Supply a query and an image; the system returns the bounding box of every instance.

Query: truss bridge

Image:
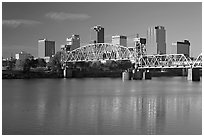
[61,43,202,69]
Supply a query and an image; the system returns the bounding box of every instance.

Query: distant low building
[43,57,51,63]
[61,44,71,51]
[15,51,33,60]
[171,40,190,57]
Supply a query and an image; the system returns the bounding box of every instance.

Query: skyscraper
[146,26,166,55]
[92,25,104,43]
[38,39,55,58]
[112,35,127,47]
[66,35,80,51]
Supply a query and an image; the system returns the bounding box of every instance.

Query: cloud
[45,12,91,21]
[2,19,41,28]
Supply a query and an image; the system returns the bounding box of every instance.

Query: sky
[2,2,202,58]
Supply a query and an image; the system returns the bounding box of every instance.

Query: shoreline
[3,69,201,79]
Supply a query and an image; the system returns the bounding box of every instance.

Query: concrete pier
[63,68,72,78]
[187,68,200,81]
[133,70,143,80]
[144,70,152,80]
[122,71,130,80]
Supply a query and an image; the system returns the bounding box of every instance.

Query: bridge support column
[128,71,133,80]
[122,71,130,80]
[187,68,200,81]
[144,70,152,80]
[133,69,143,80]
[63,67,72,78]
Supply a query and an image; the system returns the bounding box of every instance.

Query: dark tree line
[15,57,47,72]
[67,60,133,71]
[10,50,133,73]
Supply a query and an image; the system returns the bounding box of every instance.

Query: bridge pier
[122,69,133,80]
[133,69,143,80]
[187,68,200,81]
[122,71,130,80]
[144,70,152,80]
[63,67,72,78]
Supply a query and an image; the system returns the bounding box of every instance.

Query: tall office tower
[112,35,127,47]
[66,35,80,51]
[171,40,190,57]
[38,39,55,58]
[134,35,146,57]
[93,25,104,43]
[146,26,166,55]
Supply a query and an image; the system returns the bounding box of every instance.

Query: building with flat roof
[66,35,80,51]
[171,40,190,57]
[112,35,127,47]
[38,39,55,58]
[15,51,33,60]
[147,26,166,55]
[61,44,71,51]
[92,25,104,43]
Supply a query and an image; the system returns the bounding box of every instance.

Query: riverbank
[2,70,62,79]
[3,69,201,79]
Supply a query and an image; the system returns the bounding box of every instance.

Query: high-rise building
[66,35,80,51]
[92,25,104,43]
[112,35,127,47]
[147,26,166,55]
[134,36,146,57]
[38,39,55,58]
[171,40,190,57]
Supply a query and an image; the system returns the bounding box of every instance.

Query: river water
[2,77,202,135]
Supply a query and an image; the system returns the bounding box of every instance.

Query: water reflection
[2,78,202,135]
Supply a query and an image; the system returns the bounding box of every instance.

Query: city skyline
[2,2,202,58]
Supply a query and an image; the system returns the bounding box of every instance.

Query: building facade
[38,39,55,58]
[134,37,146,57]
[15,51,33,60]
[171,40,190,57]
[93,25,104,43]
[112,35,127,47]
[61,44,71,52]
[146,26,166,55]
[66,35,80,51]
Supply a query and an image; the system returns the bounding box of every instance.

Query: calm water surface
[2,77,202,135]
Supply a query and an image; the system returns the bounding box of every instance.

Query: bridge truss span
[61,43,202,69]
[192,53,202,68]
[61,43,133,62]
[137,54,201,69]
